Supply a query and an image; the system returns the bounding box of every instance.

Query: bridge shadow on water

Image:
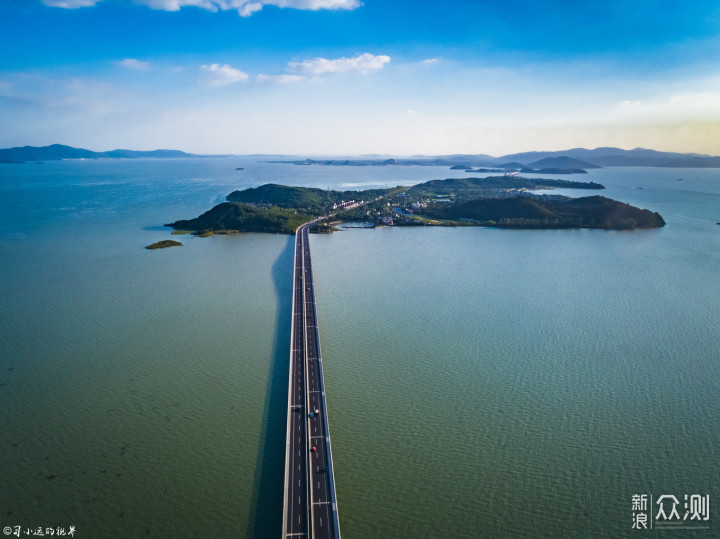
[245,234,295,538]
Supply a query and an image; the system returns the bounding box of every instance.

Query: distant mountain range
[432,148,718,168]
[493,147,718,168]
[1,144,718,168]
[0,144,202,163]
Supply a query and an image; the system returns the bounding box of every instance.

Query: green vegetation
[421,195,666,230]
[226,183,388,215]
[310,222,339,233]
[167,201,313,234]
[168,176,663,235]
[405,176,603,197]
[520,167,587,174]
[146,240,183,249]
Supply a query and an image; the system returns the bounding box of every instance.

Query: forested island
[166,175,664,235]
[146,240,183,249]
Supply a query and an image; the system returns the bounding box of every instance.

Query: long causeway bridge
[283,222,341,538]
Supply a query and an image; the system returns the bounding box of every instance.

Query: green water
[1,231,294,537]
[1,160,718,537]
[312,225,719,537]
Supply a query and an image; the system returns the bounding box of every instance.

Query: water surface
[1,160,718,537]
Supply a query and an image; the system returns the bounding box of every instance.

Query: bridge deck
[283,223,340,539]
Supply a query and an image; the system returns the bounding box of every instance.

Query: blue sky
[1,0,719,155]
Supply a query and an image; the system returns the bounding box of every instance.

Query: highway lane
[284,223,340,539]
[301,226,339,539]
[283,227,309,537]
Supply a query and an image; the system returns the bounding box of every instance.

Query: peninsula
[167,175,665,234]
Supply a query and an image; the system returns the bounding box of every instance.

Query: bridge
[283,222,341,538]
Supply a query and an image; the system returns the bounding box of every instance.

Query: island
[146,240,183,249]
[419,195,664,229]
[166,175,664,235]
[168,201,312,234]
[519,167,587,174]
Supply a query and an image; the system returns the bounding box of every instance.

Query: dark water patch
[245,234,294,538]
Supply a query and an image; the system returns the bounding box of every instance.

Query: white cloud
[421,58,438,64]
[133,0,361,16]
[138,0,215,10]
[41,0,101,7]
[670,93,707,103]
[289,53,390,75]
[613,92,720,123]
[256,74,305,83]
[265,0,361,9]
[239,2,263,16]
[117,59,151,71]
[201,63,249,86]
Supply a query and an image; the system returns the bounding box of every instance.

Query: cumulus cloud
[134,0,361,16]
[256,74,305,83]
[289,53,390,75]
[239,2,263,16]
[117,59,151,70]
[201,64,249,86]
[42,0,101,7]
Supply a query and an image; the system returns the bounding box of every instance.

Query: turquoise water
[1,160,718,537]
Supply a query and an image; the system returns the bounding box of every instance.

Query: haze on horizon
[1,0,719,156]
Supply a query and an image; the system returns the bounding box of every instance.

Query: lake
[1,159,718,537]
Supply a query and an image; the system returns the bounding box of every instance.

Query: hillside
[520,168,587,174]
[528,156,601,169]
[406,176,604,196]
[226,183,388,215]
[423,195,666,230]
[167,202,312,234]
